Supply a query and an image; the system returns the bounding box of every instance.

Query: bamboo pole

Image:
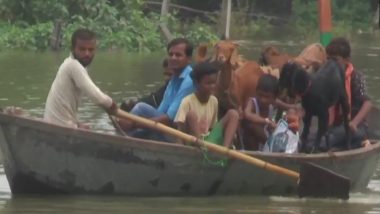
[115,109,299,179]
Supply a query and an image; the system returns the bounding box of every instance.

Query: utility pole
[318,0,332,47]
[225,0,231,39]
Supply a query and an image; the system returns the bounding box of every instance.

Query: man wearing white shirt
[44,29,117,128]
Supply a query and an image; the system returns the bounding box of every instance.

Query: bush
[0,22,52,50]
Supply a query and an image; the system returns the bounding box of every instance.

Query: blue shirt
[157,65,195,120]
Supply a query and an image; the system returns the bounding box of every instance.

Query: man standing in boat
[117,38,195,141]
[44,28,118,128]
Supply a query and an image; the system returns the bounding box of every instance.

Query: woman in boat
[174,61,239,148]
[326,37,372,150]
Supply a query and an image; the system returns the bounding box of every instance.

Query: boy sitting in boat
[174,62,239,148]
[242,74,278,150]
[242,74,299,151]
[325,37,372,150]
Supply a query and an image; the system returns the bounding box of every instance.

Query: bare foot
[3,106,27,116]
[361,139,371,148]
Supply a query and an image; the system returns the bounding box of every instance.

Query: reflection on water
[0,176,380,213]
[0,40,379,213]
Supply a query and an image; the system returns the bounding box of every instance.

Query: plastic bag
[263,119,299,153]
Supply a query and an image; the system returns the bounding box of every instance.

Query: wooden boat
[0,107,379,197]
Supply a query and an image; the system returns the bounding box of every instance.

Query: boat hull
[0,112,379,196]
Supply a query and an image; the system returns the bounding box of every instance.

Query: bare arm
[275,99,298,111]
[351,100,372,126]
[349,71,372,131]
[244,100,268,125]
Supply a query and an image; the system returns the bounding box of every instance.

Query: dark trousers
[328,123,368,149]
[127,102,174,142]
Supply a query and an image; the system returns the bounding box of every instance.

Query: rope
[197,137,228,167]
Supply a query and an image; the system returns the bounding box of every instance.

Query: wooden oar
[108,114,127,136]
[115,109,350,199]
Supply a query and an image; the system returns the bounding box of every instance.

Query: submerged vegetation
[0,0,375,51]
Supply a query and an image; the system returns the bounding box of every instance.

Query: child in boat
[286,108,300,134]
[242,74,279,151]
[174,62,239,148]
[325,37,372,150]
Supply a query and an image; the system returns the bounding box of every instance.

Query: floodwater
[0,38,379,213]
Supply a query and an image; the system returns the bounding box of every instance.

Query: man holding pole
[44,28,119,128]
